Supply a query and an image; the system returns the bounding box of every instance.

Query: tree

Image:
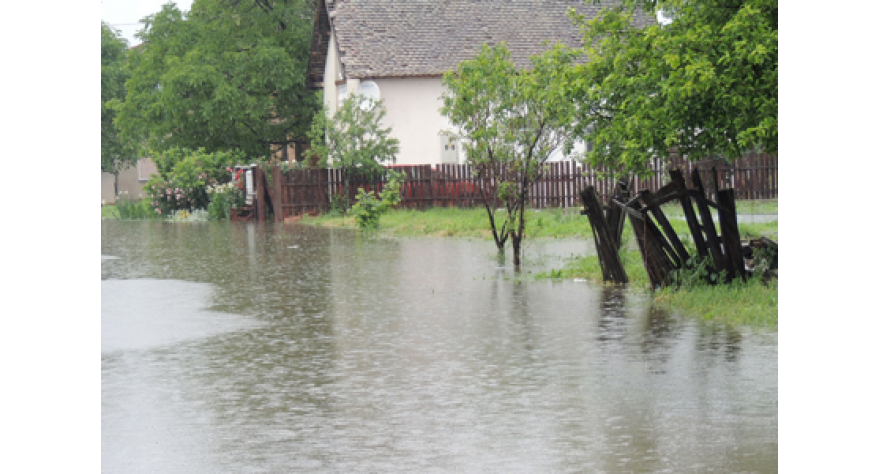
[567,0,778,176]
[116,0,320,159]
[305,94,400,210]
[102,22,139,196]
[442,43,580,266]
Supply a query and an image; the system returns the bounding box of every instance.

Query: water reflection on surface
[102,220,777,473]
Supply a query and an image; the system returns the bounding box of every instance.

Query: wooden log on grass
[580,186,628,283]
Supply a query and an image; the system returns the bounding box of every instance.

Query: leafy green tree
[442,43,579,266]
[306,94,401,210]
[116,0,320,158]
[567,0,778,176]
[101,22,139,196]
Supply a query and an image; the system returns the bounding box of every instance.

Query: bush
[206,181,246,220]
[351,170,405,231]
[115,191,159,219]
[145,147,245,216]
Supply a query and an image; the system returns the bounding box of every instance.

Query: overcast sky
[102,0,194,46]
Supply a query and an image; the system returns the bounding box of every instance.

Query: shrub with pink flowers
[144,148,245,215]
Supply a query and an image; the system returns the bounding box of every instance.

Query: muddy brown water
[102,220,777,473]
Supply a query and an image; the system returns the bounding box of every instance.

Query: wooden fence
[261,153,777,221]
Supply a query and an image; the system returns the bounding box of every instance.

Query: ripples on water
[102,220,777,473]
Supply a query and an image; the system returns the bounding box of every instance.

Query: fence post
[272,165,283,222]
[254,166,266,223]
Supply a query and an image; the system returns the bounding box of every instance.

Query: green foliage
[306,95,401,209]
[441,43,580,264]
[101,204,120,219]
[116,0,320,158]
[351,189,383,231]
[351,170,406,231]
[379,169,405,209]
[206,181,246,220]
[327,193,347,218]
[566,0,778,176]
[669,254,722,288]
[144,147,244,215]
[115,192,159,219]
[102,22,139,175]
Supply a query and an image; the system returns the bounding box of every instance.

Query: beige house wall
[373,76,456,166]
[323,33,344,117]
[101,158,158,204]
[323,33,461,166]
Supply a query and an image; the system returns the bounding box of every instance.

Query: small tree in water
[441,43,579,266]
[306,94,400,211]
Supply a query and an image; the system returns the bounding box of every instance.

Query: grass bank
[537,247,778,328]
[101,204,119,219]
[303,200,777,240]
[102,196,161,220]
[302,206,595,239]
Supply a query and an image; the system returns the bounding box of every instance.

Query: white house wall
[323,33,343,117]
[373,77,451,166]
[331,74,578,167]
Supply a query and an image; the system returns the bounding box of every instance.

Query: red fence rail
[270,153,777,219]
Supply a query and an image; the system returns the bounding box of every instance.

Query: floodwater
[102,220,777,473]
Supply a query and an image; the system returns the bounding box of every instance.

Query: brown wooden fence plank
[275,155,776,216]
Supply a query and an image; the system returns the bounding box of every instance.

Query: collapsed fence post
[639,188,690,268]
[690,169,725,278]
[670,170,709,262]
[580,186,628,284]
[717,189,748,282]
[619,200,676,288]
[604,179,629,251]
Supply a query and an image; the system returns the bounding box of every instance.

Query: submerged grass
[302,204,779,328]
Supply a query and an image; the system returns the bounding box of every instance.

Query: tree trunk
[511,233,522,267]
[114,171,119,201]
[511,191,528,267]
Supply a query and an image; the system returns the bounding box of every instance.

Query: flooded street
[102,220,777,473]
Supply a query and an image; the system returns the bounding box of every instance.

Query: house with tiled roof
[307,0,649,166]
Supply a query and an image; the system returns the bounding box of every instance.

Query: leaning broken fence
[580,168,777,289]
